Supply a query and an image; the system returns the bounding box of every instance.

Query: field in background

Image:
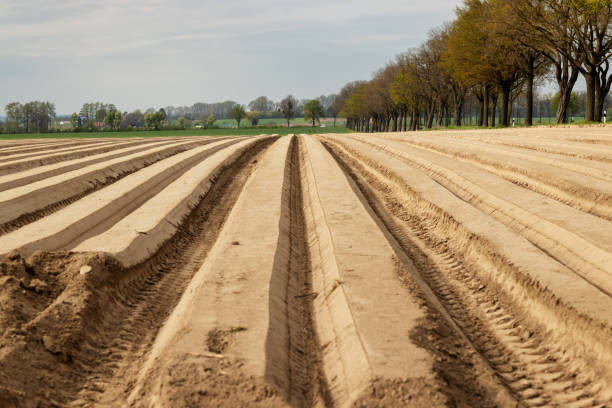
[0,125,353,140]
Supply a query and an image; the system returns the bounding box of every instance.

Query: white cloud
[1,0,461,113]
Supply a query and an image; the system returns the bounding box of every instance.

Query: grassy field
[0,126,353,140]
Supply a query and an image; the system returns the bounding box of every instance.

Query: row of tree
[227,96,328,128]
[337,0,611,132]
[162,95,338,121]
[1,94,340,133]
[3,101,56,133]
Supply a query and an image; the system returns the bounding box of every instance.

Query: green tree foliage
[229,105,246,128]
[4,101,55,133]
[335,0,611,131]
[304,100,324,126]
[144,111,166,130]
[248,110,261,126]
[206,114,216,128]
[551,92,579,117]
[70,112,78,129]
[104,110,122,130]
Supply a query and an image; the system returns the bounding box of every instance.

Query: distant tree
[19,101,55,133]
[551,92,579,119]
[96,108,107,122]
[104,110,122,130]
[304,100,324,126]
[316,94,337,117]
[70,112,78,129]
[280,95,298,127]
[248,110,261,126]
[177,116,186,129]
[144,111,166,130]
[4,102,23,133]
[206,114,216,128]
[248,96,275,112]
[229,104,246,128]
[121,110,145,128]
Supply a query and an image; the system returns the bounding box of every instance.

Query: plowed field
[1,128,611,407]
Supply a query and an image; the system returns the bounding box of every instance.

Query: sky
[1,0,463,114]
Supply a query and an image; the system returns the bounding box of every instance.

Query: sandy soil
[1,127,612,407]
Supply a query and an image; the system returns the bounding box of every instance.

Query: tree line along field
[0,127,612,407]
[334,1,611,133]
[0,125,353,140]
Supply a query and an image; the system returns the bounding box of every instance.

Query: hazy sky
[1,0,462,114]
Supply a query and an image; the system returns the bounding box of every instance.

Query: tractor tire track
[322,137,612,407]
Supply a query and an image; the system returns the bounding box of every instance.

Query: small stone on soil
[80,265,93,275]
[42,335,61,354]
[27,278,48,293]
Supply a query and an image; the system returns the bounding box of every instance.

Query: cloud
[1,0,459,57]
[1,0,461,113]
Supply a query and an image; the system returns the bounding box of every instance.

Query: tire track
[347,135,612,297]
[381,136,612,222]
[268,136,331,407]
[0,137,276,407]
[322,138,612,407]
[70,137,276,406]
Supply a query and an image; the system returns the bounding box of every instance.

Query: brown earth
[0,127,611,407]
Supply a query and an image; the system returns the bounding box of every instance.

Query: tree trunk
[490,90,497,128]
[595,62,612,123]
[553,55,579,124]
[454,101,463,127]
[410,110,418,131]
[584,70,596,122]
[525,64,534,126]
[426,101,435,129]
[482,87,489,127]
[436,101,445,127]
[501,85,510,127]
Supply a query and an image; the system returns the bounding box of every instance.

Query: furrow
[0,139,151,174]
[0,137,203,190]
[0,138,224,234]
[123,136,293,407]
[73,137,262,267]
[0,140,97,157]
[299,134,454,407]
[0,137,276,407]
[349,134,612,297]
[383,135,612,221]
[0,140,125,163]
[274,135,329,407]
[0,138,246,257]
[321,136,612,405]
